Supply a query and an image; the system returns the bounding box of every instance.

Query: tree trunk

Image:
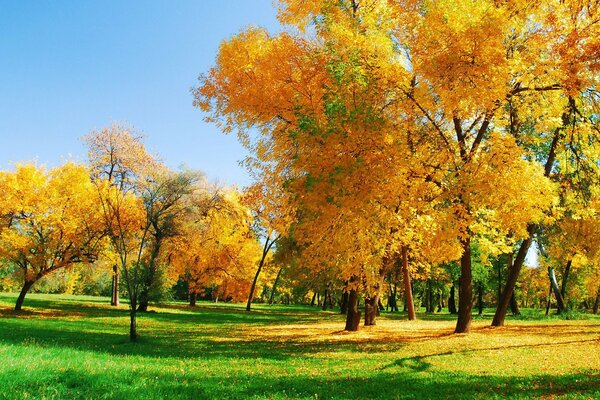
[548,267,566,313]
[560,259,572,300]
[246,235,276,312]
[111,265,119,306]
[269,267,283,305]
[593,287,600,314]
[129,308,137,341]
[510,291,520,316]
[364,295,379,326]
[15,280,35,311]
[477,282,484,315]
[545,283,553,316]
[492,235,532,326]
[497,259,502,306]
[310,291,317,307]
[402,246,416,320]
[322,288,329,311]
[455,236,473,333]
[426,280,435,313]
[340,290,349,314]
[344,289,361,331]
[189,292,197,307]
[448,284,457,314]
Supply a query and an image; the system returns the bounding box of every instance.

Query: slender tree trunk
[545,283,553,316]
[593,287,600,314]
[344,289,361,331]
[378,298,385,312]
[15,280,35,311]
[189,292,197,307]
[246,235,276,312]
[497,260,502,305]
[322,288,329,311]
[426,280,435,313]
[510,291,520,316]
[448,284,457,314]
[455,236,473,333]
[548,267,566,313]
[129,310,137,341]
[402,246,416,320]
[269,267,283,305]
[310,291,317,307]
[477,282,484,315]
[111,265,119,306]
[560,259,572,300]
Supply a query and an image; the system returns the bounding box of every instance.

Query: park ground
[0,293,598,399]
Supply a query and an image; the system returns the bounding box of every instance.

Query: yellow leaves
[0,163,105,277]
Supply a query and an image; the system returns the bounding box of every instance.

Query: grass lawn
[0,293,598,399]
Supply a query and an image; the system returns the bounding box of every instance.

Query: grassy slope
[0,293,598,400]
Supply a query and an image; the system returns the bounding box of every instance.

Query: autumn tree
[0,163,105,310]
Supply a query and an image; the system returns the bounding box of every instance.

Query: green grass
[0,293,599,399]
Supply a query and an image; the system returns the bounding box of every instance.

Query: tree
[0,163,105,310]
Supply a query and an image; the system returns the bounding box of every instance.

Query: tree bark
[455,236,473,333]
[189,292,197,307]
[548,267,566,313]
[129,308,137,341]
[477,282,484,315]
[15,280,35,311]
[448,284,457,314]
[111,265,119,306]
[269,267,283,305]
[322,288,329,311]
[593,287,600,314]
[344,289,361,331]
[364,295,379,326]
[545,283,553,316]
[560,259,572,300]
[246,235,276,312]
[510,291,520,316]
[340,290,349,314]
[401,246,416,320]
[310,291,317,307]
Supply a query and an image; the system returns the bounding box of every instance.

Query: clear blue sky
[0,0,281,187]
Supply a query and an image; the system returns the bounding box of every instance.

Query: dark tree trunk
[246,235,276,312]
[548,267,566,313]
[340,290,349,314]
[510,291,520,316]
[111,265,119,306]
[364,295,379,326]
[402,246,416,320]
[426,280,435,313]
[189,292,197,307]
[545,283,553,316]
[455,236,473,333]
[497,259,502,305]
[15,280,35,311]
[269,267,283,305]
[129,308,137,341]
[137,292,149,312]
[477,282,484,315]
[560,259,572,300]
[344,289,361,331]
[322,288,329,311]
[388,283,398,312]
[593,287,600,314]
[449,284,457,314]
[310,291,317,307]
[378,298,385,311]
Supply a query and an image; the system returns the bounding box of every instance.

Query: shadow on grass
[1,365,599,400]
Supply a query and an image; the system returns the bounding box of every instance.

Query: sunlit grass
[0,293,598,399]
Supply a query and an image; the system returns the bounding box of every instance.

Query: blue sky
[0,0,281,187]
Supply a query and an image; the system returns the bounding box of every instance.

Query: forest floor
[0,293,598,399]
